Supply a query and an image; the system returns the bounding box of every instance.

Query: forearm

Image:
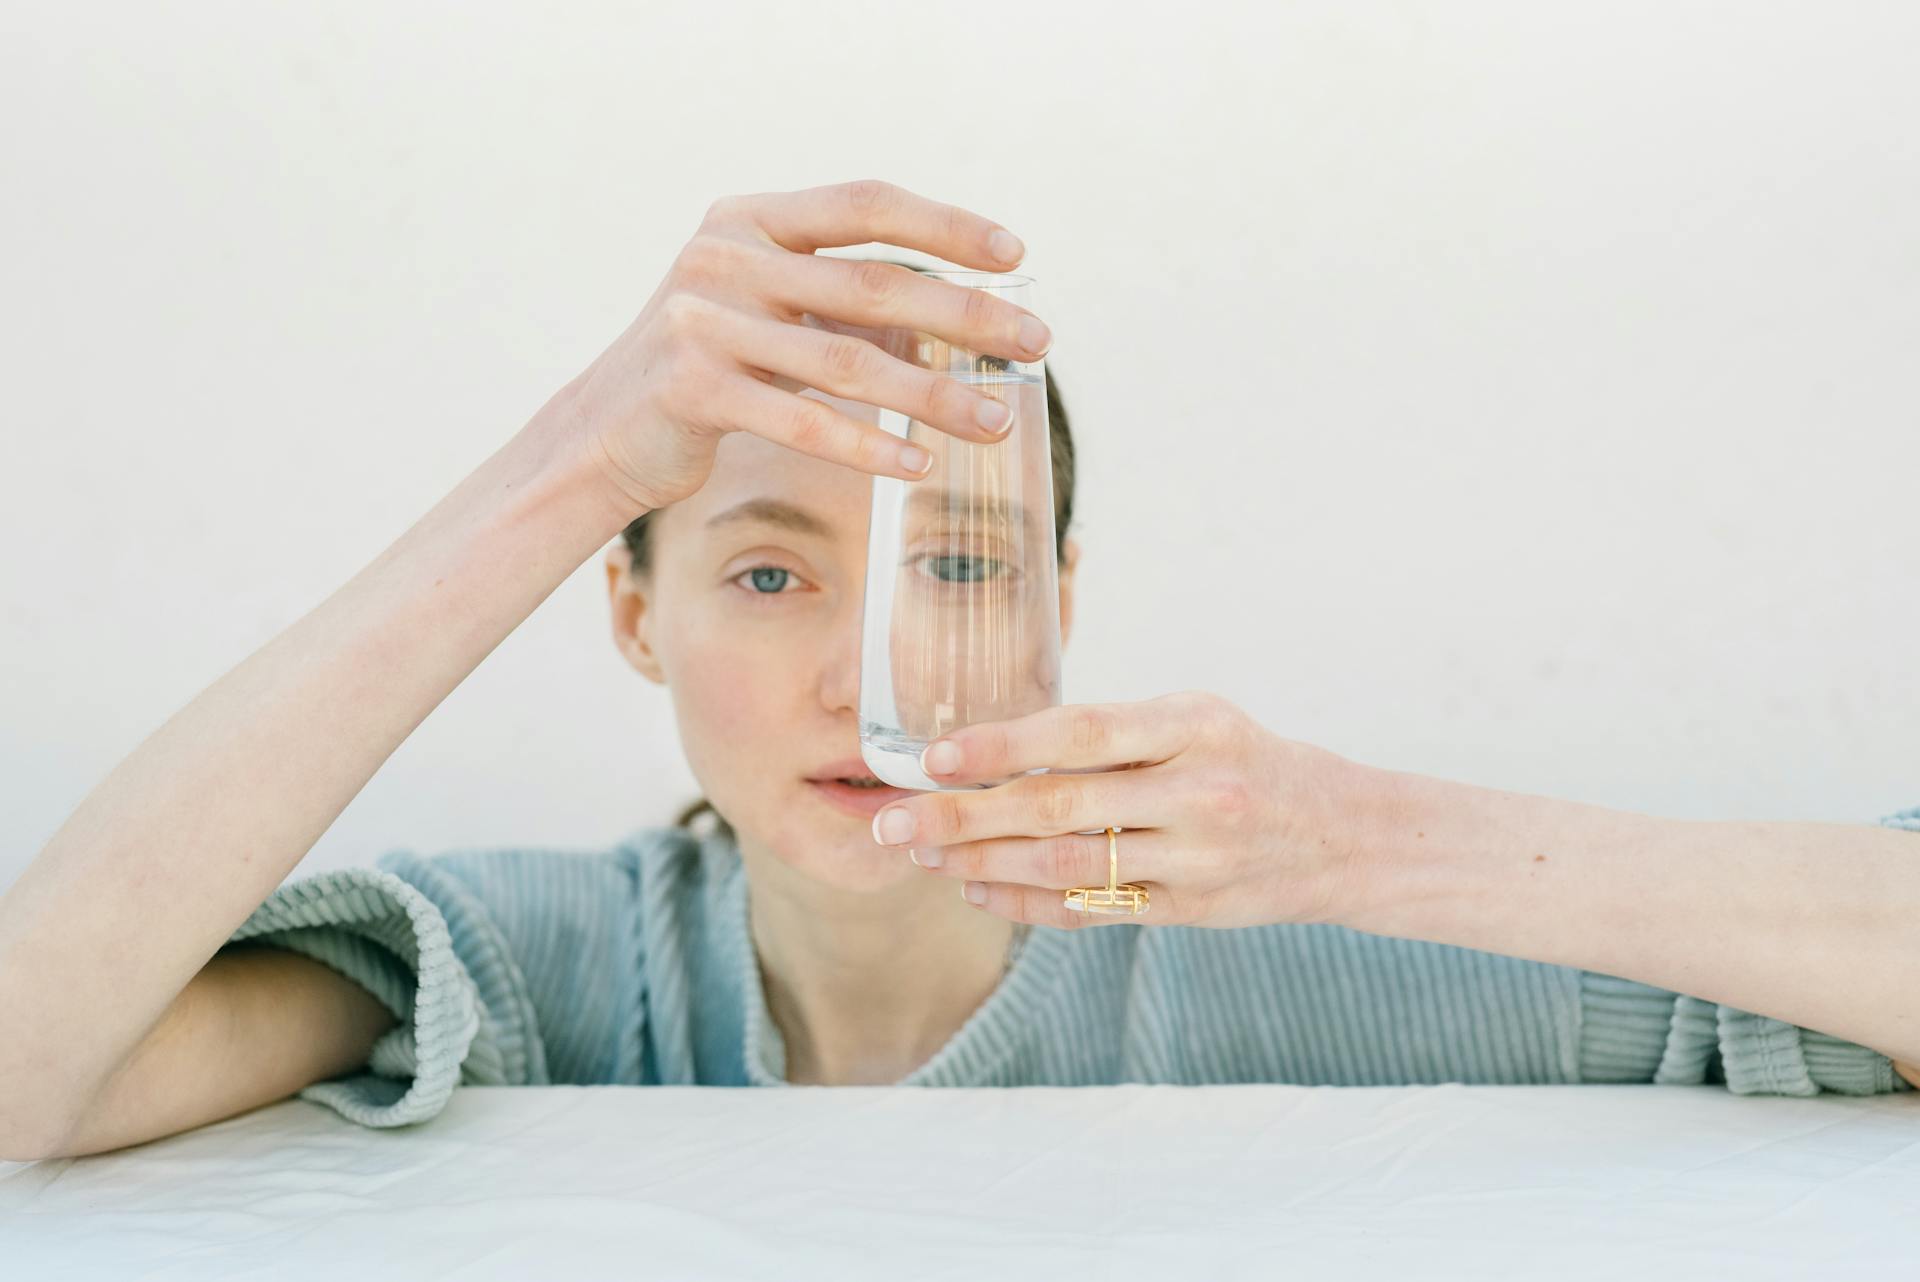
[0,393,635,1147]
[1340,766,1920,1069]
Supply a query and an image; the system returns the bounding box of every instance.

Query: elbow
[0,1084,82,1163]
[1,1138,62,1164]
[0,1123,75,1164]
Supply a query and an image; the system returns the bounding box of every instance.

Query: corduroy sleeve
[218,852,548,1129]
[1576,803,1920,1096]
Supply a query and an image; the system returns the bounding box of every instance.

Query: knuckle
[848,258,906,307]
[844,178,897,216]
[820,334,876,383]
[923,371,959,425]
[701,194,747,227]
[977,720,1013,767]
[657,292,711,345]
[1174,688,1217,718]
[1030,782,1077,831]
[1213,701,1255,750]
[960,283,999,334]
[1070,705,1115,757]
[786,399,837,454]
[938,841,978,877]
[853,425,897,472]
[1174,689,1234,741]
[1200,772,1255,830]
[1043,835,1085,886]
[672,235,717,281]
[930,792,966,841]
[673,234,742,288]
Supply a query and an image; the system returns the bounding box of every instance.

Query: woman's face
[602,389,1080,892]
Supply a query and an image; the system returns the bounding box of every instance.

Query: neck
[742,838,1020,1085]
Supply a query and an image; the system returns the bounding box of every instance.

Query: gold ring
[1063,826,1150,915]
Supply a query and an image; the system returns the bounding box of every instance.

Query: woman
[3,179,1914,1160]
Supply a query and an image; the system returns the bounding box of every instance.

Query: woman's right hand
[558,178,1053,517]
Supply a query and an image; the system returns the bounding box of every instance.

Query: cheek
[678,651,766,741]
[663,620,797,775]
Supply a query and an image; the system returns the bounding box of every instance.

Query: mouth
[804,758,915,818]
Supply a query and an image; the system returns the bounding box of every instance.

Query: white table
[4,1084,1918,1279]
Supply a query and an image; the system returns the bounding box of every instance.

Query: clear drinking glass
[857,270,1062,792]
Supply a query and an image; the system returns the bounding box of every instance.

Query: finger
[874,767,1171,849]
[763,253,1051,368]
[919,694,1208,784]
[732,179,1026,272]
[705,301,1016,447]
[700,372,935,479]
[910,826,1169,890]
[958,877,1182,928]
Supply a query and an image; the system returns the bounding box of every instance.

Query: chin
[786,848,920,896]
[752,800,921,887]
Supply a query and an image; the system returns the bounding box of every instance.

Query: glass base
[859,726,1041,792]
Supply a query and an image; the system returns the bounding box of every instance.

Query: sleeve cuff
[222,866,489,1129]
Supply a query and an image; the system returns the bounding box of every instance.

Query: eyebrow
[703,492,1042,542]
[906,491,1037,536]
[703,497,837,539]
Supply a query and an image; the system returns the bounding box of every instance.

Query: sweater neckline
[714,832,1067,1088]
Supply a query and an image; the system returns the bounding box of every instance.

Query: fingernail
[909,847,943,868]
[990,230,1024,263]
[962,881,987,905]
[897,443,932,476]
[974,398,1012,434]
[1017,315,1051,356]
[921,740,963,776]
[873,807,916,845]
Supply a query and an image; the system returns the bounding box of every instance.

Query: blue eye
[733,565,803,597]
[915,554,1010,584]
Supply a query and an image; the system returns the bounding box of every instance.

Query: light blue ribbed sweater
[220,805,1920,1128]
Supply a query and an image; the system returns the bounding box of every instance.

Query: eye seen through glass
[858,277,1063,792]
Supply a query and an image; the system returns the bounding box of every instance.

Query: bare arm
[51,945,401,1159]
[0,180,1041,1160]
[1346,771,1920,1086]
[0,399,633,1159]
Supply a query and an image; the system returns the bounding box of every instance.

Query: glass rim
[918,268,1034,288]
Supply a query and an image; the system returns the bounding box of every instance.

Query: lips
[804,754,915,819]
[805,755,885,784]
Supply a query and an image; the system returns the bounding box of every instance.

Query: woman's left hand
[867,690,1379,930]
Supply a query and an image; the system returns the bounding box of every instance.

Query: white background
[3,1,1916,889]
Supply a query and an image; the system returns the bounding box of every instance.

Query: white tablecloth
[4,1083,1918,1279]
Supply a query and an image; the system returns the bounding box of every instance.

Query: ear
[605,541,667,685]
[1057,535,1081,651]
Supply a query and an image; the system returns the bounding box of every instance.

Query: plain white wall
[4,1,1916,890]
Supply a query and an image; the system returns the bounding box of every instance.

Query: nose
[819,603,862,715]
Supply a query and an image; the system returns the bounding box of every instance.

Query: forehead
[657,388,1043,551]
